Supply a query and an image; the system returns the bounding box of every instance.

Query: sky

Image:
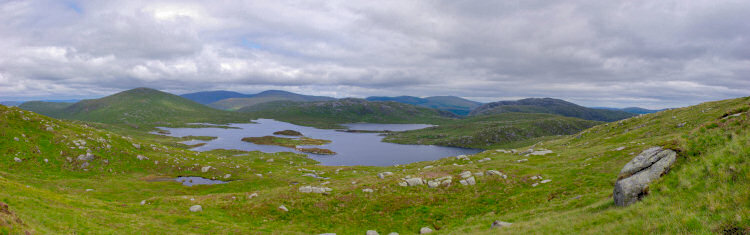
[0,0,748,109]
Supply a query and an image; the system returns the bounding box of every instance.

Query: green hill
[470,98,635,122]
[209,90,336,110]
[21,88,250,127]
[1,96,749,234]
[180,90,250,104]
[18,101,73,117]
[366,95,482,116]
[383,113,601,149]
[238,98,458,128]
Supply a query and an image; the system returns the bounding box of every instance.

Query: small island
[273,130,303,136]
[241,135,336,155]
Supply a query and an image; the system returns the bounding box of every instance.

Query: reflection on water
[155,119,481,166]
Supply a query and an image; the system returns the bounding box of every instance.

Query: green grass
[384,113,601,149]
[241,136,331,148]
[1,96,749,234]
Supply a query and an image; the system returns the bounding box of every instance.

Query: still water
[156,119,480,166]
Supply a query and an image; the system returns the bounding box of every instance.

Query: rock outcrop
[613,147,677,206]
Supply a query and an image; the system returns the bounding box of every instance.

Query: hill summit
[470,98,634,122]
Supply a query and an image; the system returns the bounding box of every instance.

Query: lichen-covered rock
[614,147,677,206]
[377,172,394,179]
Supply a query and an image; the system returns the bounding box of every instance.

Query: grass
[1,96,749,234]
[383,113,601,149]
[241,136,331,148]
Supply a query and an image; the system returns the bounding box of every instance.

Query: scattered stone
[377,172,394,179]
[189,205,202,212]
[248,193,258,199]
[201,166,211,173]
[473,172,484,177]
[427,181,439,188]
[540,179,552,184]
[530,150,553,156]
[614,147,677,206]
[132,144,140,149]
[44,158,48,163]
[46,126,54,131]
[141,200,146,205]
[80,162,89,168]
[78,153,95,161]
[459,171,472,179]
[66,157,73,162]
[456,155,469,160]
[366,230,379,235]
[495,149,511,153]
[136,155,146,160]
[677,122,686,128]
[279,205,289,212]
[299,186,332,194]
[13,157,22,162]
[460,176,476,186]
[532,183,539,187]
[224,174,231,179]
[614,146,626,151]
[85,189,93,192]
[388,233,399,235]
[362,188,374,193]
[398,182,408,187]
[477,157,491,163]
[422,165,433,170]
[404,178,424,186]
[13,137,19,141]
[516,159,528,163]
[266,158,274,162]
[419,227,433,234]
[491,220,512,229]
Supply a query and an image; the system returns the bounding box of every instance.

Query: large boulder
[613,147,677,206]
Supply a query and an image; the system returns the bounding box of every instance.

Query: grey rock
[13,157,22,162]
[459,171,472,179]
[377,172,394,179]
[279,205,289,212]
[387,233,399,235]
[80,162,90,168]
[491,220,512,229]
[366,230,379,235]
[201,166,211,172]
[614,147,677,206]
[530,150,553,156]
[136,155,147,160]
[362,188,374,193]
[419,227,433,234]
[78,153,95,161]
[189,205,202,212]
[405,178,424,186]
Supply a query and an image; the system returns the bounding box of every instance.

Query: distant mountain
[18,101,74,116]
[470,98,634,122]
[592,107,666,115]
[22,88,248,126]
[0,101,23,107]
[366,95,482,116]
[238,98,457,128]
[209,90,336,110]
[180,90,250,104]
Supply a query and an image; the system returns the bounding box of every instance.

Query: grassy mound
[241,136,331,148]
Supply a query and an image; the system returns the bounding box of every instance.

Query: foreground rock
[419,227,433,234]
[491,220,512,229]
[613,147,677,206]
[189,205,202,212]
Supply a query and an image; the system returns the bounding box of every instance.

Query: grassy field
[384,113,601,149]
[1,96,749,234]
[241,136,332,148]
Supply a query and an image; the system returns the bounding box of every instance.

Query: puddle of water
[148,176,228,186]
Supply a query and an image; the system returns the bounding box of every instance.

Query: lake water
[155,119,481,166]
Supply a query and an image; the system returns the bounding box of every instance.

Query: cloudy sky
[1,0,748,108]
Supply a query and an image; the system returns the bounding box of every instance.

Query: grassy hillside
[180,90,249,104]
[23,88,251,128]
[471,98,634,122]
[238,98,458,128]
[18,101,73,117]
[1,96,749,234]
[366,95,482,116]
[383,113,601,149]
[209,90,335,111]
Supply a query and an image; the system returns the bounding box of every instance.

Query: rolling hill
[383,113,602,149]
[1,95,748,233]
[366,95,482,116]
[470,98,635,122]
[179,90,250,105]
[238,98,458,128]
[20,88,250,127]
[208,90,336,110]
[593,107,667,114]
[18,101,74,117]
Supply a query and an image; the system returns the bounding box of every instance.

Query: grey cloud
[0,0,748,109]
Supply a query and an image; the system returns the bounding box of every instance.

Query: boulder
[189,205,202,212]
[405,178,424,186]
[201,166,211,173]
[13,157,22,162]
[279,205,289,212]
[613,147,677,206]
[491,220,512,229]
[419,227,433,234]
[530,150,553,156]
[427,180,439,188]
[459,171,472,179]
[377,172,394,179]
[366,230,379,235]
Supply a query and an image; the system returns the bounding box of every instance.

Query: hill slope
[383,113,601,149]
[209,90,336,110]
[25,88,250,126]
[238,98,457,128]
[593,106,666,114]
[180,90,250,104]
[471,98,635,122]
[1,95,749,233]
[18,101,74,117]
[366,95,482,116]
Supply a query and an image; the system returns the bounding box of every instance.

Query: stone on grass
[44,159,48,163]
[459,171,472,179]
[189,205,202,212]
[224,174,231,179]
[540,179,551,184]
[491,220,512,229]
[460,176,476,186]
[140,200,146,205]
[614,147,677,206]
[80,162,89,168]
[530,150,553,156]
[137,155,146,160]
[279,205,289,212]
[377,172,394,179]
[405,178,424,186]
[388,233,399,235]
[427,181,439,188]
[398,181,408,187]
[201,166,211,173]
[366,230,379,235]
[248,193,258,199]
[420,227,433,234]
[362,188,374,193]
[13,157,22,162]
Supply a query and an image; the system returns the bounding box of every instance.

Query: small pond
[155,119,481,166]
[148,176,228,186]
